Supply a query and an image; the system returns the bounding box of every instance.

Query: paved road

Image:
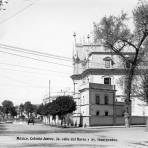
[0,122,148,148]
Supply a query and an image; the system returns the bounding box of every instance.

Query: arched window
[104,95,109,105]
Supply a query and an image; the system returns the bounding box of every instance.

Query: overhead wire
[0,44,117,69]
[0,67,71,77]
[0,0,73,96]
[0,0,36,24]
[0,45,119,71]
[0,0,73,69]
[0,43,72,61]
[0,50,72,68]
[0,62,71,75]
[0,72,49,88]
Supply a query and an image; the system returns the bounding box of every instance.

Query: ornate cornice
[71,68,146,80]
[88,52,135,57]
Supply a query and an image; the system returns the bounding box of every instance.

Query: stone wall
[89,116,147,126]
[131,116,146,125]
[90,116,113,126]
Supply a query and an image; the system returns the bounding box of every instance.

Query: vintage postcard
[0,0,148,147]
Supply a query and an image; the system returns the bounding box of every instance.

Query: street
[0,122,148,148]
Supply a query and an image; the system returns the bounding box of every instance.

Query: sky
[0,0,139,105]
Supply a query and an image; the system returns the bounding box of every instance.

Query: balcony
[79,82,115,91]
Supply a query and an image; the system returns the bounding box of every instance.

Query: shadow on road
[2,143,111,148]
[0,128,108,135]
[0,124,7,132]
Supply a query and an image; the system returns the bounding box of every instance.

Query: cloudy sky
[0,0,138,105]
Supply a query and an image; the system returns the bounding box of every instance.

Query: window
[125,57,132,69]
[104,77,111,85]
[103,57,111,68]
[104,95,109,105]
[96,95,100,104]
[105,60,110,68]
[125,61,131,69]
[105,111,109,116]
[96,111,100,116]
[82,96,85,105]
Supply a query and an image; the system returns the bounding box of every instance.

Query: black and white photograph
[0,0,148,147]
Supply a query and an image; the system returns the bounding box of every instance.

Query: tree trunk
[145,105,148,131]
[146,117,148,132]
[124,63,136,128]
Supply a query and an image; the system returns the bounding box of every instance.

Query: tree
[94,1,148,127]
[0,105,4,120]
[46,101,60,119]
[134,73,148,104]
[32,104,38,117]
[19,103,24,117]
[133,71,148,130]
[10,107,17,118]
[37,103,45,116]
[24,101,34,118]
[52,96,76,125]
[55,96,76,116]
[2,100,14,118]
[36,103,47,120]
[0,106,3,113]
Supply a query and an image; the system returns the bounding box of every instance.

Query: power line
[0,50,72,68]
[0,67,71,77]
[0,1,36,24]
[0,44,117,68]
[0,62,71,75]
[0,72,49,89]
[0,43,72,61]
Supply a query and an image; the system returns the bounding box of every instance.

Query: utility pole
[49,80,50,99]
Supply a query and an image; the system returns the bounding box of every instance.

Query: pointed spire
[72,32,77,62]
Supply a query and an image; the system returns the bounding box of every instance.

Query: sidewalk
[86,124,146,129]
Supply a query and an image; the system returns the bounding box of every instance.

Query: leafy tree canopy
[93,0,148,104]
[42,96,76,118]
[37,103,46,116]
[2,100,14,114]
[24,101,34,114]
[10,107,17,117]
[19,104,24,112]
[53,96,76,117]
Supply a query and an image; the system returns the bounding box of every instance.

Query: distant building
[43,96,57,105]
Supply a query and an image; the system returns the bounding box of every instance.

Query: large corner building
[71,39,148,126]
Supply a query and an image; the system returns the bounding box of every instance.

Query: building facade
[71,41,148,126]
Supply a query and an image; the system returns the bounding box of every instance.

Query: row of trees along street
[0,100,38,121]
[0,96,76,126]
[93,0,148,128]
[37,96,76,126]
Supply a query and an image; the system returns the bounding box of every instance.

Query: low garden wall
[90,116,147,126]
